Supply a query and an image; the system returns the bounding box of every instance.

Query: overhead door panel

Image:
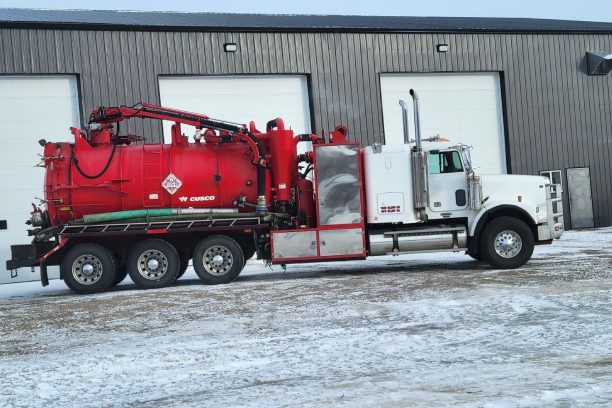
[0,76,80,282]
[159,75,311,145]
[380,73,506,175]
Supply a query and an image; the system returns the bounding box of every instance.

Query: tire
[466,251,483,261]
[479,216,535,269]
[242,247,255,266]
[61,243,117,294]
[126,239,180,289]
[193,235,245,285]
[112,266,129,286]
[176,256,190,281]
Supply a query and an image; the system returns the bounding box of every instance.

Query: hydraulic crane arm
[89,103,266,165]
[89,103,247,134]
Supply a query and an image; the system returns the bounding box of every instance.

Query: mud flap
[40,263,49,287]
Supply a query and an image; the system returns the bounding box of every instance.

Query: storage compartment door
[319,228,365,257]
[272,230,317,261]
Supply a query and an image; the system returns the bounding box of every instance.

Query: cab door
[427,149,468,212]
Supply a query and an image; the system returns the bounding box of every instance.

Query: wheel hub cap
[137,250,168,280]
[72,255,103,285]
[147,259,160,271]
[203,245,233,276]
[81,263,94,276]
[212,255,224,266]
[494,230,523,258]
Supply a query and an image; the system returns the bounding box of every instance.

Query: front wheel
[193,235,244,285]
[61,244,117,294]
[479,216,535,269]
[466,251,483,261]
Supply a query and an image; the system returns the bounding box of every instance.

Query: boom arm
[90,103,245,134]
[89,103,266,164]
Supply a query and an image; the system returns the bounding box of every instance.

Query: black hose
[71,143,117,179]
[71,123,119,179]
[302,163,314,178]
[256,162,266,198]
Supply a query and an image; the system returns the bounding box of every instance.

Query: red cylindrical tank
[295,178,315,227]
[43,138,261,225]
[266,118,296,204]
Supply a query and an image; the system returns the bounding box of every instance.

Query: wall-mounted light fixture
[437,44,449,53]
[224,43,238,53]
[586,51,612,75]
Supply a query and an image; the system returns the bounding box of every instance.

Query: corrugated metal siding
[0,28,611,228]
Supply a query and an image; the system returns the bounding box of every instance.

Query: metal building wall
[0,28,611,227]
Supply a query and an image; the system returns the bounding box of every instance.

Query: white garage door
[380,73,506,175]
[159,75,311,144]
[0,76,80,283]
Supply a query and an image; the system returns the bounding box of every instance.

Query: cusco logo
[178,196,216,202]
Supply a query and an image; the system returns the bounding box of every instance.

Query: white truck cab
[362,90,563,268]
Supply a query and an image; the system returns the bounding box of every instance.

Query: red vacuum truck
[6,90,563,294]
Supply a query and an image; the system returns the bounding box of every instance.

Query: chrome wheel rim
[494,230,523,258]
[202,245,233,276]
[72,254,103,285]
[137,249,168,280]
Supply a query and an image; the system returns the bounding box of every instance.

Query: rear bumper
[5,244,40,270]
[5,241,60,286]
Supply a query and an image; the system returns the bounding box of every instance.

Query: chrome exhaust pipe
[409,89,428,221]
[398,100,410,144]
[409,89,421,147]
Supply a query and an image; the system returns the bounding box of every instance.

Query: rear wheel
[176,256,190,281]
[242,247,255,266]
[480,216,534,269]
[61,243,116,294]
[127,239,179,289]
[112,267,128,286]
[193,235,244,285]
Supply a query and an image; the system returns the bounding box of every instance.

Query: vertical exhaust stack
[409,89,429,221]
[409,89,422,147]
[398,100,410,144]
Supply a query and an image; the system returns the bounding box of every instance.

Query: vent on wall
[586,51,612,75]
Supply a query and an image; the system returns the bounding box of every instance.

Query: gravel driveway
[0,228,611,407]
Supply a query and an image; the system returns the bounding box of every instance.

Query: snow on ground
[0,228,611,407]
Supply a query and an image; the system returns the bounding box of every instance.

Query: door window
[428,150,464,174]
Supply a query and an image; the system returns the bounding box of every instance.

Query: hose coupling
[256,195,267,215]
